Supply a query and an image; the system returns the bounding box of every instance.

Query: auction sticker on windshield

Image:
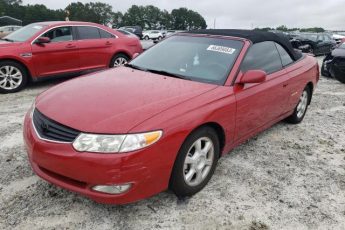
[207,45,236,54]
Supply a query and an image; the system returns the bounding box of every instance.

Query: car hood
[331,48,345,57]
[0,41,23,48]
[36,67,218,134]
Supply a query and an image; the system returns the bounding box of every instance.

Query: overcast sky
[22,0,345,30]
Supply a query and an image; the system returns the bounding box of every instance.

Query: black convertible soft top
[187,29,302,61]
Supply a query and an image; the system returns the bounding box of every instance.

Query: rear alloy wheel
[0,61,28,94]
[286,86,311,124]
[144,36,149,40]
[110,54,129,68]
[170,127,220,197]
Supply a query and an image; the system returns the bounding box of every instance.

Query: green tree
[142,5,161,29]
[276,25,288,32]
[121,5,146,28]
[171,8,206,30]
[111,11,123,28]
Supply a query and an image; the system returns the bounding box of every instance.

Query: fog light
[92,184,132,194]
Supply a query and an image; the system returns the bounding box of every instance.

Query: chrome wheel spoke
[185,168,196,182]
[184,155,195,164]
[205,159,213,166]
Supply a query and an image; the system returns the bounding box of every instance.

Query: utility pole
[214,18,216,29]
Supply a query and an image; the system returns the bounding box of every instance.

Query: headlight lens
[72,131,162,153]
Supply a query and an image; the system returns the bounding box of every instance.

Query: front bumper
[23,112,179,204]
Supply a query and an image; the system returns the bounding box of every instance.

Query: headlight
[72,130,162,153]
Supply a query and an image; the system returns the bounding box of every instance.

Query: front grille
[33,109,80,142]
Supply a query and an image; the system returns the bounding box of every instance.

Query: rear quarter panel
[284,55,319,112]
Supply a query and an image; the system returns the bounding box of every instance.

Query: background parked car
[118,26,143,40]
[291,33,336,55]
[332,33,345,44]
[322,42,345,83]
[0,21,143,93]
[0,25,21,38]
[142,30,164,40]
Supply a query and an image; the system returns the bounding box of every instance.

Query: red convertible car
[0,21,142,93]
[24,30,319,204]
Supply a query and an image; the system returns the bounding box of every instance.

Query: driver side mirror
[239,70,266,84]
[35,37,50,44]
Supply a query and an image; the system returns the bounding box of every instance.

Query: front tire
[0,61,28,94]
[169,127,220,197]
[286,86,311,124]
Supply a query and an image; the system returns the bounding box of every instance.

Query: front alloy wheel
[0,61,28,94]
[170,126,220,197]
[183,137,214,187]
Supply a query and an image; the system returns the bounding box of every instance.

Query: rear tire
[110,54,129,68]
[0,61,28,94]
[169,126,220,198]
[286,86,311,124]
[144,36,149,40]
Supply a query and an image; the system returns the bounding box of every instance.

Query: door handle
[65,44,76,48]
[283,83,288,88]
[105,41,112,46]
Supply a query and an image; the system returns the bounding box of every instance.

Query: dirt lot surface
[0,57,344,230]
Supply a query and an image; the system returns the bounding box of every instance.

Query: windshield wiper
[0,38,14,42]
[124,63,148,71]
[146,69,191,80]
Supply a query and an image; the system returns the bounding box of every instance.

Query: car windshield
[129,35,243,85]
[300,34,318,42]
[3,23,46,42]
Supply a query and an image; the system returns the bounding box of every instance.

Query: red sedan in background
[0,21,143,93]
[24,30,319,204]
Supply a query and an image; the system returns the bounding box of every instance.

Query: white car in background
[143,30,164,40]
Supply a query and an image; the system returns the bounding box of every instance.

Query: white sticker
[207,45,236,54]
[33,26,43,30]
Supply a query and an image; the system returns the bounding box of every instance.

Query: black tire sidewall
[0,61,28,94]
[169,127,220,197]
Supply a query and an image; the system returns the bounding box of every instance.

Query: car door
[31,26,80,77]
[234,41,290,140]
[316,35,329,54]
[76,26,115,70]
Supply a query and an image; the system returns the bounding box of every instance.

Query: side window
[77,26,101,40]
[241,41,283,74]
[42,26,72,42]
[99,29,115,39]
[275,43,294,66]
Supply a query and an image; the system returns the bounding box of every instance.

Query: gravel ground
[0,57,344,230]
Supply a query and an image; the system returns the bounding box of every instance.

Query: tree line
[255,25,325,33]
[0,0,207,30]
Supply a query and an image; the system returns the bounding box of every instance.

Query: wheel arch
[188,122,226,158]
[0,58,32,80]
